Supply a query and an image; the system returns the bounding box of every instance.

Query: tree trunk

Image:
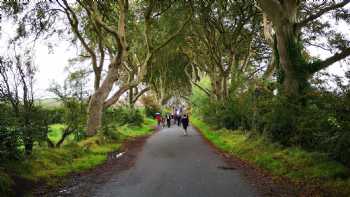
[128,87,134,107]
[94,70,101,91]
[258,1,308,98]
[86,66,119,136]
[222,75,229,100]
[56,128,72,147]
[24,135,33,156]
[275,22,307,98]
[210,72,223,101]
[132,87,150,105]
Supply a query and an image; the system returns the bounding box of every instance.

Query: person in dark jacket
[166,114,171,128]
[177,114,182,126]
[181,114,189,136]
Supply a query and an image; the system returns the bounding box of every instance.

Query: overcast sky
[1,6,349,99]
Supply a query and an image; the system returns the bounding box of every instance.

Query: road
[92,125,258,197]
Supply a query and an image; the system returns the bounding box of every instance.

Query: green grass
[1,117,156,196]
[191,117,350,196]
[48,124,75,144]
[2,136,121,186]
[117,118,157,139]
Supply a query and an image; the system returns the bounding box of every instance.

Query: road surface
[92,125,258,197]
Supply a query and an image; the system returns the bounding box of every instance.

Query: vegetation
[0,117,156,195]
[0,0,350,196]
[191,73,350,166]
[191,117,350,196]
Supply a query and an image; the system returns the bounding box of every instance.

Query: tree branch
[183,63,211,97]
[152,11,192,53]
[297,0,350,28]
[192,81,212,97]
[56,127,74,147]
[103,81,139,108]
[132,87,150,104]
[58,0,98,72]
[309,47,350,74]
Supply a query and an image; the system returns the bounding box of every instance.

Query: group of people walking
[155,109,189,136]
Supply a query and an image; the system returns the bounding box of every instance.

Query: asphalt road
[92,125,258,197]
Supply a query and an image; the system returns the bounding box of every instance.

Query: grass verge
[1,117,156,196]
[191,117,350,196]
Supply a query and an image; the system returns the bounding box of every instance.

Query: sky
[34,40,77,98]
[1,5,349,99]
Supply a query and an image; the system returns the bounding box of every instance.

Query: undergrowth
[191,117,350,196]
[0,117,156,196]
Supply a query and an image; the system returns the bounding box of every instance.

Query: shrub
[103,107,144,127]
[191,78,350,167]
[46,107,65,125]
[140,95,161,117]
[0,127,22,161]
[0,104,49,160]
[0,170,13,195]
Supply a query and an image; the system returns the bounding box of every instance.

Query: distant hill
[35,98,62,108]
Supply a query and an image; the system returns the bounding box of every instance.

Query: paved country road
[92,125,258,197]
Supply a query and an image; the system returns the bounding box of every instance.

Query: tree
[0,49,48,155]
[56,0,192,135]
[48,71,88,147]
[256,0,350,98]
[184,0,265,100]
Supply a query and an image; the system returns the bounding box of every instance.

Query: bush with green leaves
[141,95,161,117]
[192,73,350,167]
[103,107,144,127]
[46,107,65,125]
[48,97,87,147]
[0,127,22,161]
[102,107,144,139]
[0,104,49,161]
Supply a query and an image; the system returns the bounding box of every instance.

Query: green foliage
[62,97,87,141]
[192,73,350,167]
[47,124,74,144]
[141,95,161,117]
[0,126,22,161]
[144,105,161,118]
[0,104,49,160]
[0,170,13,195]
[116,118,156,140]
[46,107,65,125]
[102,107,147,140]
[103,107,144,127]
[192,117,350,195]
[1,118,156,195]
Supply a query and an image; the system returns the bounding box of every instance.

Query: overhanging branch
[308,47,350,74]
[297,0,350,28]
[132,87,150,104]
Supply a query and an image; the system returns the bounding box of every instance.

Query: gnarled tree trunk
[258,0,305,98]
[275,22,306,98]
[86,65,119,136]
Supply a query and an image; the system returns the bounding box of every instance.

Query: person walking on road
[155,113,161,126]
[161,115,166,128]
[181,114,189,136]
[166,114,171,128]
